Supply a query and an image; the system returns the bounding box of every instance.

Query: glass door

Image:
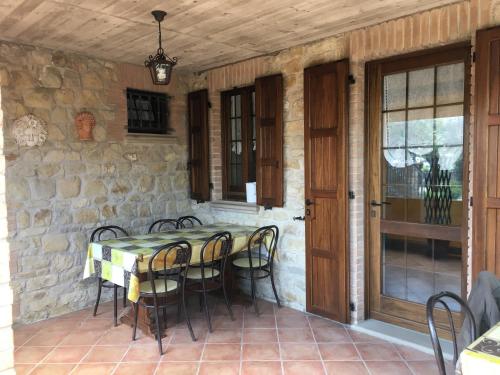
[367,45,470,330]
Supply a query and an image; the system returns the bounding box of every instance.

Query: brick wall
[189,0,499,322]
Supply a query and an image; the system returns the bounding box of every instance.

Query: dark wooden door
[473,26,500,278]
[304,60,349,322]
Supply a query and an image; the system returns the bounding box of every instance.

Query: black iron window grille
[126,88,171,134]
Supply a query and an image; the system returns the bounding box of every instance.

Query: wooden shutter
[473,26,500,278]
[255,74,284,207]
[188,89,210,202]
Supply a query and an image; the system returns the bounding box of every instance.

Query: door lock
[305,199,314,206]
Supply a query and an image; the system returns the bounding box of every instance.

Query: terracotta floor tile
[14,364,35,375]
[14,331,36,346]
[72,363,116,375]
[242,343,280,360]
[347,330,388,343]
[282,361,325,375]
[198,361,240,375]
[244,314,276,328]
[41,319,80,333]
[355,343,401,361]
[207,329,242,343]
[156,362,199,375]
[171,328,206,344]
[313,327,351,342]
[82,345,128,363]
[122,344,162,362]
[43,346,91,363]
[96,325,133,345]
[77,319,113,332]
[24,331,68,346]
[319,343,361,361]
[280,343,320,360]
[396,345,435,361]
[364,361,413,375]
[161,343,204,361]
[60,330,105,345]
[323,361,368,375]
[246,300,275,314]
[241,361,282,375]
[275,307,306,317]
[243,328,278,343]
[113,362,158,375]
[308,316,344,329]
[30,364,76,375]
[278,328,314,342]
[202,343,241,361]
[15,346,54,363]
[276,316,310,328]
[406,360,442,375]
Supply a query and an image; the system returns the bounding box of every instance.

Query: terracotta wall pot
[75,111,96,141]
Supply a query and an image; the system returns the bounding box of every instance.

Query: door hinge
[349,302,355,312]
[348,191,355,200]
[348,74,356,84]
[470,196,473,206]
[209,182,214,190]
[472,51,476,63]
[208,101,212,109]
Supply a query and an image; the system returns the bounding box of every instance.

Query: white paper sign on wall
[12,114,48,147]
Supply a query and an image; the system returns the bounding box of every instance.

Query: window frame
[221,85,256,201]
[126,88,171,135]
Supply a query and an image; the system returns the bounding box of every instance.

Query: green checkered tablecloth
[83,223,260,302]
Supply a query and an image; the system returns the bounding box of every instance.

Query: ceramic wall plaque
[12,114,48,147]
[75,111,96,141]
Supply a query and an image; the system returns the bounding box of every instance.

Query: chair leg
[182,286,196,342]
[201,283,212,332]
[198,293,203,312]
[163,307,167,324]
[93,278,103,316]
[113,284,118,327]
[123,288,127,308]
[153,302,163,355]
[270,271,281,308]
[132,302,139,341]
[222,274,234,321]
[250,270,259,316]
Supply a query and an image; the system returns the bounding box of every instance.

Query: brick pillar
[0,86,15,373]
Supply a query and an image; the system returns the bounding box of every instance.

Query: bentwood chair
[178,215,203,228]
[91,225,129,326]
[426,291,477,375]
[148,218,183,233]
[132,241,196,355]
[185,232,234,331]
[232,225,280,315]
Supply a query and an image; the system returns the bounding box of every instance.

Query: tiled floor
[13,296,447,375]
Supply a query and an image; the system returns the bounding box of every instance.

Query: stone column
[0,83,15,373]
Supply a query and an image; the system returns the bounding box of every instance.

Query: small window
[126,88,171,134]
[221,86,255,201]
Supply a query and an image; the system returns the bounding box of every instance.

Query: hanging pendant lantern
[145,10,177,85]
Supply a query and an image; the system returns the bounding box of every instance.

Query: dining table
[458,321,500,374]
[83,222,261,336]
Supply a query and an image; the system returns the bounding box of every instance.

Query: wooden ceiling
[0,0,459,72]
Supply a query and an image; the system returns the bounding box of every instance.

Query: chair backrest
[199,231,233,279]
[426,291,477,375]
[178,216,203,228]
[147,241,192,297]
[90,225,129,242]
[148,219,183,234]
[246,225,279,269]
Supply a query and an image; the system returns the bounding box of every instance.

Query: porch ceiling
[0,0,458,72]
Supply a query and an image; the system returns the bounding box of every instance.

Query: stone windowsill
[125,133,178,144]
[210,200,260,214]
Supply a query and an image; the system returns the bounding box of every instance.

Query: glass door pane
[381,62,465,311]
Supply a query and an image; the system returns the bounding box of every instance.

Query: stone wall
[188,0,500,323]
[0,41,192,324]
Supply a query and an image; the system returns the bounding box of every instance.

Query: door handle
[305,199,314,206]
[370,200,391,207]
